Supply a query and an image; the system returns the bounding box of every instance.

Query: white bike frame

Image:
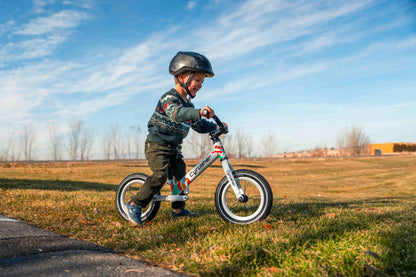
[153,139,246,202]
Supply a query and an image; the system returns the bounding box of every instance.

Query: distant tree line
[0,119,143,162]
[0,122,374,162]
[184,129,278,159]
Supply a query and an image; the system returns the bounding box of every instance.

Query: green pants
[133,139,186,210]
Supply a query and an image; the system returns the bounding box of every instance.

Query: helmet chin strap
[175,72,195,99]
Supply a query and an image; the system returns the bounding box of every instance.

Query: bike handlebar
[213,115,226,130]
[202,109,228,134]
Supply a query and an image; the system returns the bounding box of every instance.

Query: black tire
[215,169,273,224]
[115,173,160,223]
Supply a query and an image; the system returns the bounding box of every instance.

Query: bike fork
[221,159,248,202]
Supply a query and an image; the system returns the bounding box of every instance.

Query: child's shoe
[171,208,198,219]
[126,201,142,226]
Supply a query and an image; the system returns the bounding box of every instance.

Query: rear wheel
[215,169,273,224]
[115,173,160,223]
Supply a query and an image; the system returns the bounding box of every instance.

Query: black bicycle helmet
[169,51,214,77]
[169,51,214,99]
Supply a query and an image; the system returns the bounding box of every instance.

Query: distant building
[368,143,416,155]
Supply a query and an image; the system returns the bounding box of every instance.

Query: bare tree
[337,125,371,156]
[1,137,15,161]
[127,126,142,159]
[186,132,211,159]
[0,141,7,161]
[102,129,112,160]
[68,119,83,160]
[48,124,63,161]
[260,132,278,158]
[7,137,20,161]
[220,133,235,158]
[232,129,255,158]
[103,124,125,160]
[110,125,124,159]
[233,129,246,158]
[80,127,94,160]
[185,130,254,159]
[126,132,133,159]
[20,125,36,161]
[129,125,142,159]
[245,135,254,158]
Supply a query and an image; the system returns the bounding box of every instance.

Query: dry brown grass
[1,156,415,276]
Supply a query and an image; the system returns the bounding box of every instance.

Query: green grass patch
[0,156,415,276]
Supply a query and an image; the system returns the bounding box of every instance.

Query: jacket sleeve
[161,94,200,123]
[191,119,217,134]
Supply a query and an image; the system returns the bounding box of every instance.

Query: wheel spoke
[115,174,160,223]
[215,170,272,224]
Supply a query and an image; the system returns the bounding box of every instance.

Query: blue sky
[1,0,415,159]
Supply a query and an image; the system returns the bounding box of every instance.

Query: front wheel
[115,173,160,223]
[215,169,273,224]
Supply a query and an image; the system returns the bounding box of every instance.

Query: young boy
[127,51,221,226]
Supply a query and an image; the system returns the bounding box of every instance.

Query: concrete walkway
[0,214,189,276]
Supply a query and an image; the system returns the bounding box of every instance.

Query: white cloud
[1,0,377,127]
[200,62,328,101]
[15,10,88,35]
[198,0,372,60]
[0,61,77,120]
[63,0,94,9]
[186,1,197,10]
[0,7,90,67]
[0,33,67,65]
[1,0,415,157]
[3,0,401,123]
[0,21,15,37]
[61,33,178,96]
[0,29,176,138]
[397,36,416,49]
[32,0,56,13]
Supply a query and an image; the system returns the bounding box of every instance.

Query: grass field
[1,156,415,276]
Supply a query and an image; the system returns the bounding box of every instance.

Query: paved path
[0,214,189,276]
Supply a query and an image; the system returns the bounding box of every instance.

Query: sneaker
[171,208,198,219]
[126,201,142,226]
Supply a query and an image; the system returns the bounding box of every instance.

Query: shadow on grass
[271,196,415,218]
[267,196,416,275]
[197,196,415,276]
[0,178,116,191]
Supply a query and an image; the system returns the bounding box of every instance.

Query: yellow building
[369,143,416,155]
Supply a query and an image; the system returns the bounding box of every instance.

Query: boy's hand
[220,122,228,130]
[200,106,215,119]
